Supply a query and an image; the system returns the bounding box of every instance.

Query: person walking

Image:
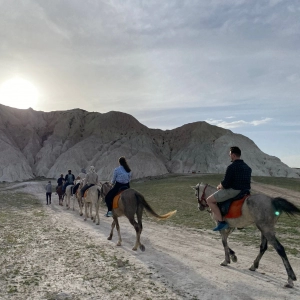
[105,156,131,217]
[45,181,52,205]
[206,146,252,231]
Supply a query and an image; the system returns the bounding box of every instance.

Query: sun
[0,77,39,109]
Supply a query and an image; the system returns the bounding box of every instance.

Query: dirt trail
[1,181,300,300]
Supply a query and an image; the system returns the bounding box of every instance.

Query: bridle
[197,184,209,209]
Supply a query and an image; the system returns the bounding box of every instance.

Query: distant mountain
[0,104,299,182]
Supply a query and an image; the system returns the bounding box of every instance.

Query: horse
[64,184,74,210]
[74,179,85,216]
[193,182,300,288]
[56,185,64,206]
[100,182,177,251]
[82,184,102,225]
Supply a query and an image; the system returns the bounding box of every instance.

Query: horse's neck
[206,185,217,197]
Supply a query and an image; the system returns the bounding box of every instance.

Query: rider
[207,146,252,231]
[80,166,99,197]
[62,169,75,193]
[73,168,87,196]
[56,173,64,193]
[105,156,131,217]
[77,168,87,180]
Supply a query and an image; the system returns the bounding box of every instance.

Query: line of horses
[55,179,300,289]
[56,179,176,252]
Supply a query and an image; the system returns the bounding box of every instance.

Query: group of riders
[56,156,132,217]
[55,147,251,230]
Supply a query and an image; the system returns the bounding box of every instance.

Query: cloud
[206,118,272,129]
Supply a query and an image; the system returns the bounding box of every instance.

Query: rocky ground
[0,181,300,300]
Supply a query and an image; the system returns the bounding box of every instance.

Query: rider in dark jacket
[62,169,75,192]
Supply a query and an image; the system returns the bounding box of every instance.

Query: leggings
[105,182,129,211]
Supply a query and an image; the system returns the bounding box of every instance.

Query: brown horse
[101,182,177,251]
[193,182,300,288]
[56,185,64,206]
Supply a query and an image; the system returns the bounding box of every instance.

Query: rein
[197,184,209,208]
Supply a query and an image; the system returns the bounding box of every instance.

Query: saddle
[112,186,129,209]
[218,190,250,218]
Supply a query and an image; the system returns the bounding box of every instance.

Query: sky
[0,0,299,168]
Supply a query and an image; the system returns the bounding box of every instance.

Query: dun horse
[101,182,176,251]
[193,182,300,288]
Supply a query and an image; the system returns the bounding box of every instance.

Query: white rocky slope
[0,104,299,182]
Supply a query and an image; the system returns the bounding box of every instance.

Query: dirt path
[1,181,300,300]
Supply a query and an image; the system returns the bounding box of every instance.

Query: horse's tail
[272,197,300,217]
[135,192,176,220]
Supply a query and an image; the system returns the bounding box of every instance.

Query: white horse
[83,184,102,225]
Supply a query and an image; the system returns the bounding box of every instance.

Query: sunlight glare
[0,77,38,109]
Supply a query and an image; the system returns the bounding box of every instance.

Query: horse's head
[192,182,209,211]
[99,182,112,200]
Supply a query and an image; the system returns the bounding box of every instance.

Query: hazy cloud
[206,118,272,129]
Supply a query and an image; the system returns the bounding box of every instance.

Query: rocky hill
[0,104,299,182]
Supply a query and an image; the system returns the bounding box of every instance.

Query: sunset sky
[0,0,299,168]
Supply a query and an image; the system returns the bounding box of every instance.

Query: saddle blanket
[113,192,122,209]
[224,195,249,219]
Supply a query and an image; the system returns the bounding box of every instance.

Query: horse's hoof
[80,213,83,216]
[84,218,87,221]
[117,242,121,246]
[231,255,237,263]
[285,278,294,288]
[140,245,145,252]
[96,223,99,225]
[249,265,256,271]
[132,247,137,251]
[107,236,112,240]
[220,260,229,266]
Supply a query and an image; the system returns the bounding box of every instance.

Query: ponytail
[119,156,131,173]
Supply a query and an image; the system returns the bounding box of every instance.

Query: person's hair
[68,169,71,173]
[61,174,63,176]
[119,156,131,173]
[230,146,241,157]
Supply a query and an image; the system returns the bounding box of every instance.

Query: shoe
[105,211,113,217]
[213,221,229,231]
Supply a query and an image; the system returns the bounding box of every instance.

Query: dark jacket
[65,173,75,184]
[221,159,252,190]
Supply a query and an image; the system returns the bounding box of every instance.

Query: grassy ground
[131,174,300,257]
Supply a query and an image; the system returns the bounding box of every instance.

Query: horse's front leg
[107,220,116,241]
[220,230,231,266]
